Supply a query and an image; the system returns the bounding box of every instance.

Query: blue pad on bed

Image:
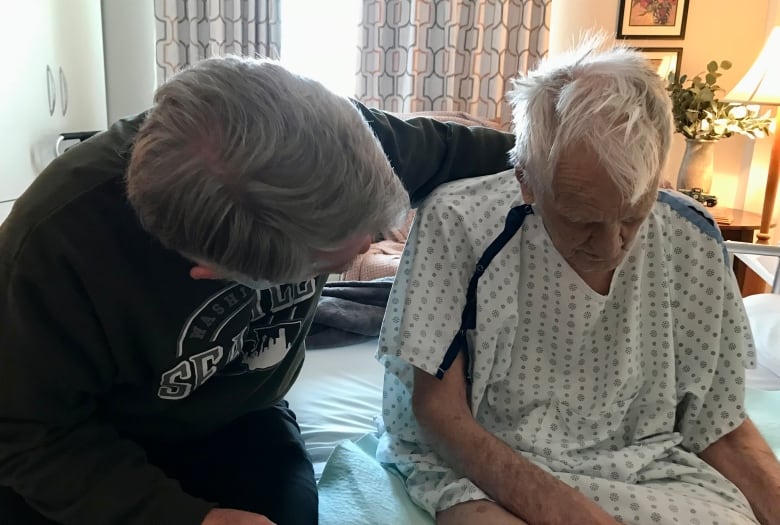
[317,433,433,525]
[746,387,780,456]
[316,391,780,525]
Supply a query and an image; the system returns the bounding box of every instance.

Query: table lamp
[723,25,780,245]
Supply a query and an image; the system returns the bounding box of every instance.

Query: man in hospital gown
[377,39,780,525]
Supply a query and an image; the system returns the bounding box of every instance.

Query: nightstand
[711,207,772,295]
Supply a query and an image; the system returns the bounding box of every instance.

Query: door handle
[59,67,68,116]
[46,65,56,116]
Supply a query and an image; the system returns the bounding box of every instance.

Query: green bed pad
[746,387,780,456]
[317,388,779,523]
[317,433,434,525]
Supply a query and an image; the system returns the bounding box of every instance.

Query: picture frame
[617,0,689,39]
[637,47,682,82]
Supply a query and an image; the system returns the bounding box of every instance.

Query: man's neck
[579,270,614,296]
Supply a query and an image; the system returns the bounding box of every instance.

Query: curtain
[154,0,281,85]
[356,0,551,128]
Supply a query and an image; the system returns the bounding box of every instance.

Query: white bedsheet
[286,338,383,478]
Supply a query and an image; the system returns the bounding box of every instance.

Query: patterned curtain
[356,0,551,128]
[154,0,281,85]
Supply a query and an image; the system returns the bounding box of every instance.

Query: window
[281,1,362,97]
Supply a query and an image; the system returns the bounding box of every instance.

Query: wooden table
[712,207,771,295]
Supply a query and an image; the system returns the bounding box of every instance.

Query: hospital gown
[377,171,758,524]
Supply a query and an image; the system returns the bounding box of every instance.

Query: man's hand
[700,418,780,525]
[202,508,277,525]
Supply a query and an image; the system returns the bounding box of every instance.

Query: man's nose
[589,223,623,259]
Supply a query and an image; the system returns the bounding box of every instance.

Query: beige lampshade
[723,26,780,105]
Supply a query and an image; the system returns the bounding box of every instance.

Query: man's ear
[190,265,221,280]
[515,166,535,203]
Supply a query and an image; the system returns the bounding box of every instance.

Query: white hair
[127,56,409,282]
[508,35,673,203]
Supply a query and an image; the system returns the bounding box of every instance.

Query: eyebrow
[558,205,605,222]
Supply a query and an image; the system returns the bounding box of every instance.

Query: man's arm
[699,418,780,525]
[412,351,620,525]
[353,101,515,206]
[0,249,215,525]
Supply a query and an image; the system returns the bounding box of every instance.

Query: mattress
[285,338,384,479]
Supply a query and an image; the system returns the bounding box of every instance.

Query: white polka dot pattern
[376,172,758,523]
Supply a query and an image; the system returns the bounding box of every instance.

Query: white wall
[101,0,157,122]
[0,201,13,225]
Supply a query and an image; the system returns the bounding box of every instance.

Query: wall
[550,0,779,237]
[101,0,157,122]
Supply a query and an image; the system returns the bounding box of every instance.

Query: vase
[677,139,716,192]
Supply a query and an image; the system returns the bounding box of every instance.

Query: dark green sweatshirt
[0,103,514,525]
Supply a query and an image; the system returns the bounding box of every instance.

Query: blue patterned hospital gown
[377,171,759,524]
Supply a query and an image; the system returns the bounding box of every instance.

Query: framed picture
[638,47,682,82]
[617,0,689,39]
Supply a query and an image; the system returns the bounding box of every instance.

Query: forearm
[416,399,616,524]
[700,418,780,525]
[0,418,215,525]
[411,352,619,524]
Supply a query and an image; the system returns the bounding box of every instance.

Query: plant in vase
[666,60,774,192]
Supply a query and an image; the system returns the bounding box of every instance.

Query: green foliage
[666,60,773,141]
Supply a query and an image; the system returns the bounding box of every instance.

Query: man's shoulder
[651,190,728,264]
[654,190,723,243]
[420,169,519,213]
[0,114,146,266]
[409,170,521,254]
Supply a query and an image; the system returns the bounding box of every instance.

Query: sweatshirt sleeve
[0,241,215,525]
[353,101,516,206]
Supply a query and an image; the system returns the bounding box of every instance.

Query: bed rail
[724,241,780,294]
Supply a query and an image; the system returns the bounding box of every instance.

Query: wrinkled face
[520,147,657,276]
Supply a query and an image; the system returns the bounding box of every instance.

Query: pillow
[743,293,780,390]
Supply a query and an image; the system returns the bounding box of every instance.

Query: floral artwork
[630,0,678,26]
[617,0,688,39]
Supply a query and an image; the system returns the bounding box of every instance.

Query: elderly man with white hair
[377,39,780,525]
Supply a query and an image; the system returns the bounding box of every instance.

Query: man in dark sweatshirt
[0,56,514,524]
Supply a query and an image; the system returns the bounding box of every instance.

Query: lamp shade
[723,26,780,105]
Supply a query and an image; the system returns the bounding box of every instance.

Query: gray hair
[508,36,673,203]
[127,56,409,282]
